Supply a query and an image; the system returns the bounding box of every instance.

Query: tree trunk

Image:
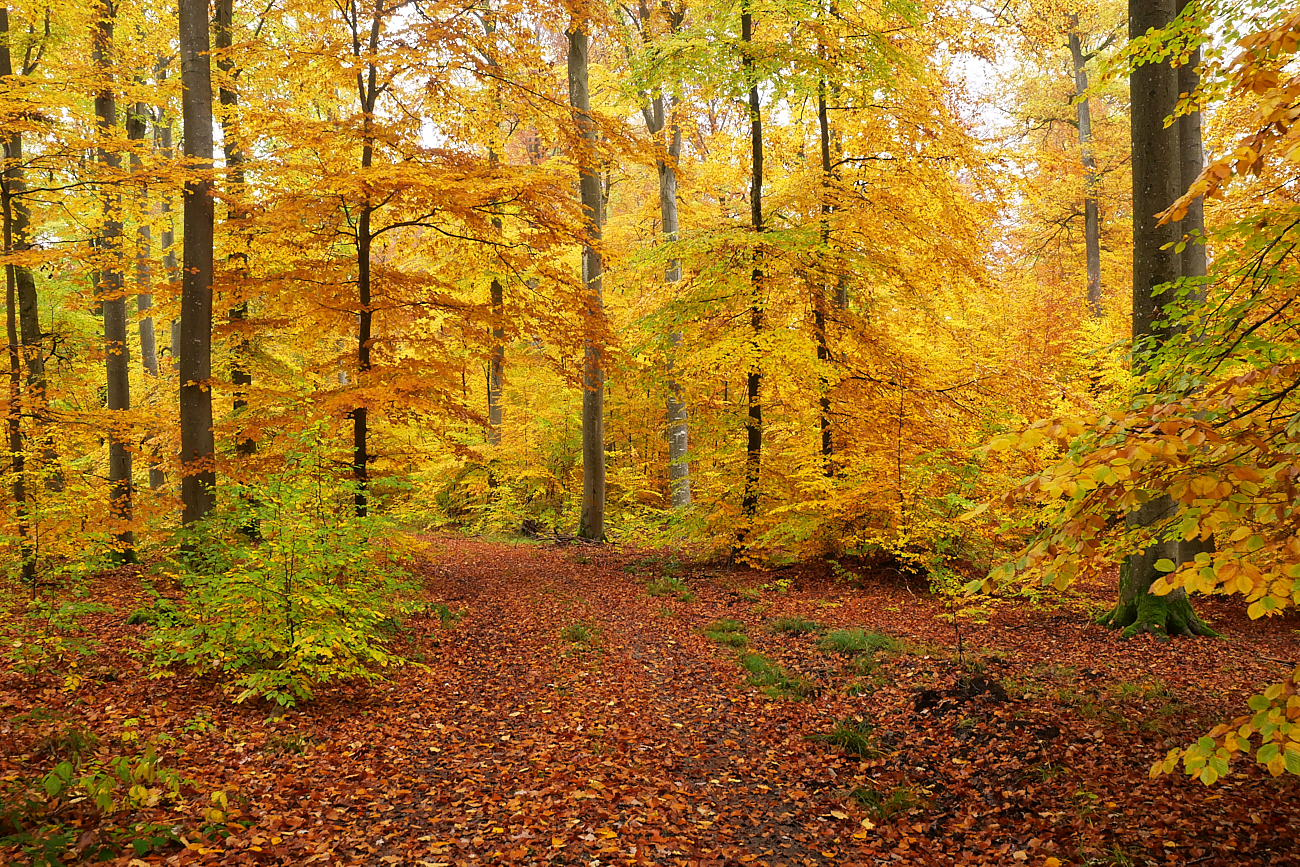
[0,9,60,494]
[155,58,181,367]
[125,97,165,492]
[737,0,764,547]
[2,162,34,583]
[1101,0,1213,638]
[350,0,383,519]
[179,0,217,525]
[816,75,835,476]
[93,1,134,561]
[216,0,254,460]
[568,21,605,541]
[487,274,504,445]
[1068,26,1103,318]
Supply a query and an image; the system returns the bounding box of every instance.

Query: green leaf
[1154,558,1177,572]
[1248,694,1272,711]
[1257,742,1280,764]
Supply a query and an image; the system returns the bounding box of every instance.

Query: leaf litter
[2,536,1299,866]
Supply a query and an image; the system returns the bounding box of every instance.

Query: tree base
[1098,561,1218,639]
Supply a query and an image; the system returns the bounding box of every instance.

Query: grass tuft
[739,652,816,700]
[646,576,695,602]
[808,716,878,757]
[703,619,748,648]
[817,627,898,656]
[768,616,821,635]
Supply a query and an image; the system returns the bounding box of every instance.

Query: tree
[1098,0,1213,637]
[568,10,606,541]
[737,0,763,548]
[92,0,134,561]
[179,0,217,525]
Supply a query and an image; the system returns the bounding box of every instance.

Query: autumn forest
[2,0,1300,864]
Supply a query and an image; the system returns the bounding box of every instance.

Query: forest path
[6,535,1300,867]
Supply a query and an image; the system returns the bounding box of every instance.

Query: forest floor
[3,535,1300,866]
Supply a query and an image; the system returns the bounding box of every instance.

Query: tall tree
[737,0,764,544]
[179,0,216,524]
[93,0,134,560]
[1101,0,1212,637]
[628,0,690,507]
[215,0,254,459]
[568,13,605,541]
[125,93,165,491]
[1,6,60,493]
[1067,18,1105,317]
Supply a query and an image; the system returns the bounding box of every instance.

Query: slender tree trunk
[1102,0,1213,638]
[3,172,34,583]
[349,0,383,518]
[0,9,60,494]
[487,274,504,444]
[179,0,216,525]
[216,0,255,459]
[482,8,506,447]
[125,98,165,492]
[1068,27,1103,318]
[568,20,605,541]
[816,76,835,476]
[155,58,181,366]
[737,0,764,544]
[93,1,134,560]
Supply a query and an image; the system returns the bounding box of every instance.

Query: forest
[2,0,1300,863]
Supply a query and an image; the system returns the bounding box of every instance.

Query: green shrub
[768,616,821,635]
[703,619,747,648]
[817,628,898,656]
[151,425,417,707]
[739,652,816,699]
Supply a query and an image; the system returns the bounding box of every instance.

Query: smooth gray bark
[1102,0,1213,638]
[1068,27,1103,318]
[179,0,216,524]
[216,0,255,459]
[568,23,605,541]
[738,0,763,542]
[93,1,134,559]
[126,97,165,491]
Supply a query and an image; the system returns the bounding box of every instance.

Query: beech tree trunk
[216,0,255,460]
[816,75,835,476]
[487,274,504,445]
[0,8,60,494]
[2,155,34,583]
[1068,27,1103,318]
[93,1,134,560]
[155,57,181,367]
[1102,0,1213,638]
[349,0,383,519]
[125,97,165,492]
[179,0,216,525]
[737,1,764,547]
[568,21,605,541]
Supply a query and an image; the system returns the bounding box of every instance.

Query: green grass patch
[817,627,898,656]
[560,621,600,649]
[849,784,922,822]
[768,616,821,635]
[739,652,816,700]
[808,716,878,757]
[646,576,695,602]
[703,619,748,648]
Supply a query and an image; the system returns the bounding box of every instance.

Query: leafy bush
[0,711,191,866]
[817,628,898,656]
[151,427,417,707]
[2,594,112,686]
